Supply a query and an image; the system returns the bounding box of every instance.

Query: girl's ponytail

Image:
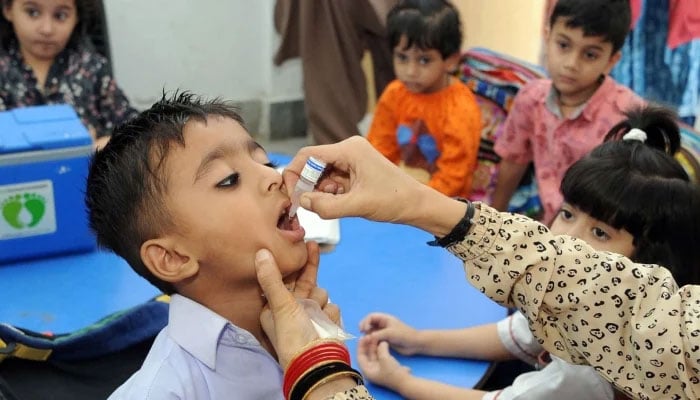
[604,105,681,156]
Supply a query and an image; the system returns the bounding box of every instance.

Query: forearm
[397,375,487,400]
[417,324,512,361]
[404,185,468,238]
[490,160,528,211]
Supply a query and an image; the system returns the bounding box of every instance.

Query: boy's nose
[264,167,284,193]
[405,62,418,77]
[562,53,578,70]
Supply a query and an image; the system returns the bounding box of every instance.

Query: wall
[105,0,304,137]
[106,1,544,137]
[455,0,546,64]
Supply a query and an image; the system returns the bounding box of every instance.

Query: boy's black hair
[560,105,700,287]
[387,0,462,59]
[85,91,244,294]
[549,0,631,53]
[1,0,95,51]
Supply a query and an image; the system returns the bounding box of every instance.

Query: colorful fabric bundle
[458,48,546,217]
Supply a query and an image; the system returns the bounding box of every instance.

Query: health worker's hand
[282,136,468,238]
[255,248,320,368]
[282,137,427,223]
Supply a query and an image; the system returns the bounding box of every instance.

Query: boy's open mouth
[277,207,301,231]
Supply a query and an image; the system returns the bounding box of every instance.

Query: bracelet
[302,370,364,400]
[427,198,474,248]
[289,361,362,400]
[283,340,350,399]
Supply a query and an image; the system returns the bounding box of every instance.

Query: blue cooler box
[0,105,96,264]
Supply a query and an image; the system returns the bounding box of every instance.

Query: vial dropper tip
[288,204,299,218]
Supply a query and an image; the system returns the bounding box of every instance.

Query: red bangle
[283,342,349,398]
[285,343,348,388]
[283,340,350,399]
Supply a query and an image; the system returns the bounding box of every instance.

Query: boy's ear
[141,238,199,284]
[444,52,462,74]
[603,50,622,75]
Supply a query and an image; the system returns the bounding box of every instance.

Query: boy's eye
[264,161,278,169]
[394,53,408,62]
[584,51,599,61]
[54,11,69,21]
[216,172,240,188]
[591,227,610,241]
[556,41,569,50]
[418,56,431,65]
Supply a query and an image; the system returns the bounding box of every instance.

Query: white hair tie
[623,128,647,143]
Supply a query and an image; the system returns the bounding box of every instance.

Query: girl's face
[550,202,635,257]
[2,0,78,64]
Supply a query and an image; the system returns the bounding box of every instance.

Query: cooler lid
[0,105,92,154]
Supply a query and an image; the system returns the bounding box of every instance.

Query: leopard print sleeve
[327,385,373,399]
[445,203,700,400]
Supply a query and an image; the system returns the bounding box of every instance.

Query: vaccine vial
[289,156,327,217]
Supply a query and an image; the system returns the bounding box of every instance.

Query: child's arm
[360,312,513,361]
[490,160,529,211]
[427,89,482,196]
[410,324,513,361]
[491,82,539,210]
[366,84,401,163]
[357,336,488,400]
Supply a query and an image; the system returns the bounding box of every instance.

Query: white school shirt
[109,294,284,400]
[482,311,614,400]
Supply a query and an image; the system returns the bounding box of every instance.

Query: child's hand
[359,312,423,355]
[357,335,411,391]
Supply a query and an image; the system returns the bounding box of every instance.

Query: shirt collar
[543,76,614,121]
[168,294,258,370]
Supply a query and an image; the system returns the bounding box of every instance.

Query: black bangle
[289,361,363,400]
[427,198,474,248]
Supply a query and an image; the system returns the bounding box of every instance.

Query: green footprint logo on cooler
[1,193,46,229]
